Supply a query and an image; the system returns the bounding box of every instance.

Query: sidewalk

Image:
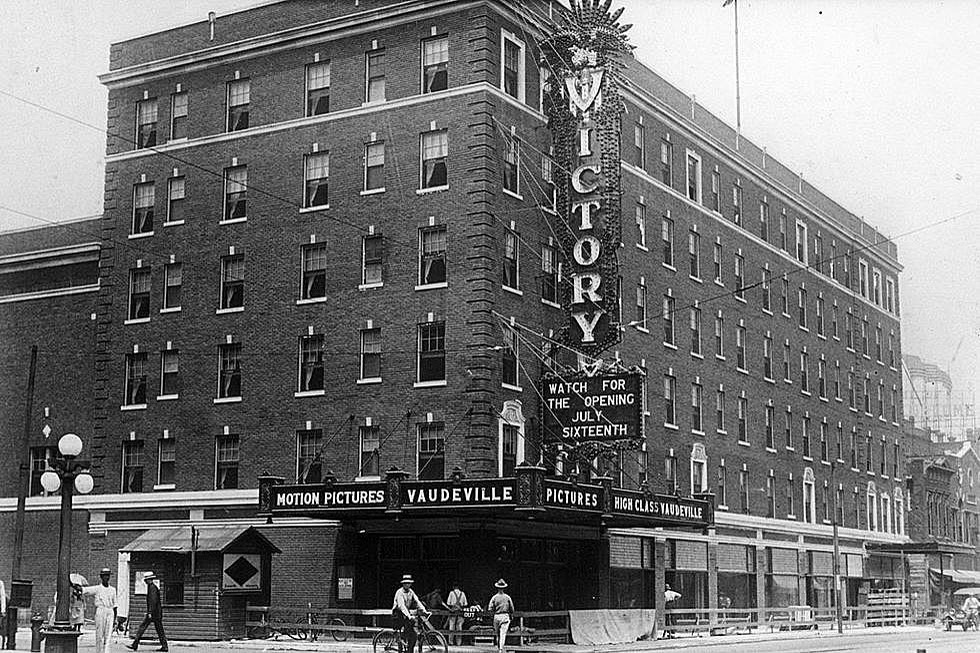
[2,624,939,653]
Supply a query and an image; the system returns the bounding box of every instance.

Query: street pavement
[5,625,980,653]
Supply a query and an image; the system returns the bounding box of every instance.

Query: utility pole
[831,461,843,634]
[7,344,38,649]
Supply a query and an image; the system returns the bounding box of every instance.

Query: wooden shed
[122,525,279,640]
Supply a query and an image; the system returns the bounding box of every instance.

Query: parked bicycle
[245,608,347,641]
[373,615,448,653]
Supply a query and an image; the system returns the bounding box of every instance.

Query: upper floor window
[304,152,330,208]
[160,349,179,397]
[419,226,447,286]
[760,201,770,242]
[663,374,676,426]
[885,278,896,313]
[217,343,242,399]
[301,243,327,300]
[306,62,331,116]
[635,204,647,249]
[223,166,247,221]
[734,254,745,300]
[662,216,674,267]
[359,426,380,478]
[128,267,151,320]
[422,36,449,93]
[713,243,723,284]
[858,260,870,298]
[421,130,448,189]
[215,434,240,489]
[503,229,520,290]
[761,269,772,312]
[366,49,386,103]
[167,176,185,224]
[686,151,701,202]
[872,270,883,306]
[418,423,445,480]
[170,92,187,140]
[635,282,647,326]
[163,263,181,310]
[226,79,250,132]
[688,230,701,279]
[633,123,646,168]
[418,321,446,383]
[736,395,747,442]
[662,295,675,345]
[503,136,520,195]
[364,141,385,191]
[121,441,144,493]
[501,325,519,388]
[362,235,383,286]
[297,429,323,484]
[136,99,158,149]
[732,183,742,226]
[795,221,808,264]
[501,32,525,101]
[158,439,175,486]
[690,306,702,356]
[298,334,325,393]
[660,140,673,186]
[132,182,155,235]
[541,243,558,304]
[124,352,148,406]
[710,170,721,212]
[220,254,245,309]
[360,328,382,381]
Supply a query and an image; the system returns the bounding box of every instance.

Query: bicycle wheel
[329,617,348,642]
[418,630,448,653]
[280,613,309,640]
[373,628,400,653]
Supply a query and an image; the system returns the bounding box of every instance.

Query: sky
[0,0,977,417]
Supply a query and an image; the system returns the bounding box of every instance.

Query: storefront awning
[121,525,280,554]
[930,568,980,585]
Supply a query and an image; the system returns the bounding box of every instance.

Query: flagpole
[733,0,741,148]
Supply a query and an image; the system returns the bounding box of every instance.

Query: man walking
[80,568,117,653]
[487,579,514,653]
[446,582,468,645]
[128,573,168,651]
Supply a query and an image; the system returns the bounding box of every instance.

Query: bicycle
[373,615,447,653]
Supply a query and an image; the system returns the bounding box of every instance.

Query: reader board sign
[611,489,712,528]
[541,371,643,444]
[271,483,386,512]
[401,479,515,509]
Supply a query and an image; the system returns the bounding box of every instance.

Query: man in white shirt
[392,575,428,653]
[446,582,468,645]
[80,568,118,653]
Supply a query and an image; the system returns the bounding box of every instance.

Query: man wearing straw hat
[128,572,168,651]
[79,568,117,653]
[487,579,514,653]
[392,574,428,653]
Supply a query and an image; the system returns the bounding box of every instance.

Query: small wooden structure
[122,525,279,640]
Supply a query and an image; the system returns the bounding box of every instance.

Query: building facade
[3,0,911,632]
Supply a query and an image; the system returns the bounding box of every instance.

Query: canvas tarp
[568,609,657,645]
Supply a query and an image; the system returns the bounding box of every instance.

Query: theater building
[2,0,910,629]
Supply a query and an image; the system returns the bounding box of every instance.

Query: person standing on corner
[79,568,117,653]
[446,582,468,646]
[487,579,514,653]
[663,584,681,639]
[128,573,168,651]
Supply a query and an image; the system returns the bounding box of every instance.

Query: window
[662,216,674,266]
[691,454,707,495]
[782,342,791,382]
[503,229,519,289]
[158,439,175,486]
[834,362,841,400]
[716,388,726,432]
[845,311,854,349]
[226,79,250,131]
[418,321,446,383]
[872,270,882,306]
[732,183,742,225]
[29,446,58,496]
[737,395,747,443]
[167,176,185,224]
[863,377,871,414]
[862,318,870,356]
[364,141,385,190]
[304,152,329,208]
[635,282,647,326]
[880,437,887,476]
[784,408,793,449]
[710,170,721,212]
[690,307,702,356]
[218,343,242,399]
[541,243,558,303]
[816,296,825,336]
[717,463,727,507]
[875,326,883,362]
[734,254,744,300]
[803,475,815,523]
[170,92,187,140]
[798,287,807,328]
[688,230,701,278]
[359,426,380,477]
[136,98,158,148]
[419,226,447,286]
[891,386,898,423]
[836,424,844,461]
[831,304,839,339]
[418,423,445,480]
[739,470,749,513]
[850,429,857,468]
[633,123,646,168]
[503,136,520,195]
[885,278,896,313]
[714,313,725,358]
[814,235,824,273]
[818,358,826,398]
[366,49,386,102]
[820,422,828,461]
[215,435,239,489]
[735,325,746,370]
[298,334,325,392]
[877,381,885,419]
[422,36,449,92]
[501,34,524,100]
[122,441,144,493]
[800,350,809,392]
[761,269,772,312]
[795,221,808,264]
[691,381,703,432]
[893,443,900,478]
[132,182,155,234]
[763,335,773,380]
[786,476,796,516]
[362,235,383,286]
[224,166,247,221]
[858,260,869,298]
[765,404,775,449]
[421,130,448,189]
[301,243,327,300]
[220,254,244,309]
[501,325,519,388]
[306,61,331,115]
[686,151,702,202]
[501,424,519,476]
[542,156,557,211]
[660,140,673,186]
[865,433,873,472]
[124,352,148,406]
[297,429,322,483]
[760,201,771,241]
[664,374,676,426]
[780,276,790,315]
[866,486,877,531]
[848,371,856,409]
[160,350,179,397]
[128,267,151,320]
[635,204,647,248]
[359,328,382,380]
[665,453,677,493]
[712,242,723,283]
[662,294,675,345]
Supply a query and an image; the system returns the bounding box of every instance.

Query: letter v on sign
[565,70,604,113]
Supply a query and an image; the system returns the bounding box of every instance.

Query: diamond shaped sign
[222,554,261,590]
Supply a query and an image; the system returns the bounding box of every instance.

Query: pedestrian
[69,583,85,631]
[79,568,118,653]
[128,573,168,651]
[392,574,428,653]
[446,582,468,645]
[487,579,514,653]
[421,587,448,628]
[663,584,681,639]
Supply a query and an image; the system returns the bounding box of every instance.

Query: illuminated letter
[573,236,601,266]
[565,69,604,113]
[572,200,600,230]
[572,164,601,195]
[572,272,601,304]
[573,311,604,343]
[579,126,592,157]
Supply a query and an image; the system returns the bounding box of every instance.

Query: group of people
[393,575,515,653]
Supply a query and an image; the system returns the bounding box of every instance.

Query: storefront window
[765,574,799,608]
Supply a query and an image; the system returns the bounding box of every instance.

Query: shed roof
[121,525,279,554]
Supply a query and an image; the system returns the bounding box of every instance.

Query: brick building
[3,0,911,633]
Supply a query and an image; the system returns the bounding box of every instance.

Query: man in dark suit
[128,573,168,651]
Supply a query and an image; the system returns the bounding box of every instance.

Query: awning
[930,568,980,585]
[121,525,280,554]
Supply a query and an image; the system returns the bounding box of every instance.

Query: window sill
[863,354,872,361]
[502,383,523,392]
[664,423,679,431]
[216,306,245,314]
[817,333,827,341]
[782,312,792,319]
[636,244,649,252]
[502,285,523,297]
[359,282,384,291]
[129,232,154,240]
[357,378,382,385]
[635,326,649,334]
[299,205,329,213]
[153,484,176,491]
[362,99,386,107]
[414,380,447,388]
[784,379,793,385]
[822,460,832,467]
[541,298,560,308]
[714,280,725,288]
[716,355,726,361]
[736,367,749,375]
[160,306,181,314]
[167,137,188,144]
[717,429,727,436]
[297,297,327,305]
[124,317,151,325]
[764,377,775,384]
[219,217,247,225]
[416,185,449,195]
[294,390,326,398]
[766,447,777,454]
[718,504,729,512]
[735,296,747,304]
[801,390,812,397]
[762,308,773,316]
[360,188,386,196]
[692,429,705,437]
[786,447,796,452]
[156,394,179,401]
[737,440,750,447]
[690,276,703,284]
[502,188,523,200]
[662,263,676,272]
[415,282,448,291]
[803,456,813,462]
[120,404,148,411]
[213,396,242,404]
[691,352,703,360]
[163,220,185,227]
[664,342,678,350]
[849,407,858,412]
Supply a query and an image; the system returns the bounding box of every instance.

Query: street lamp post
[38,433,94,653]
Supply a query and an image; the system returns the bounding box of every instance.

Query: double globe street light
[38,433,94,653]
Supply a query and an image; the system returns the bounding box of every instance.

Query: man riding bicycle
[964,593,980,629]
[392,575,429,653]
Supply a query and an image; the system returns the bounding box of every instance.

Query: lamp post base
[42,624,82,653]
